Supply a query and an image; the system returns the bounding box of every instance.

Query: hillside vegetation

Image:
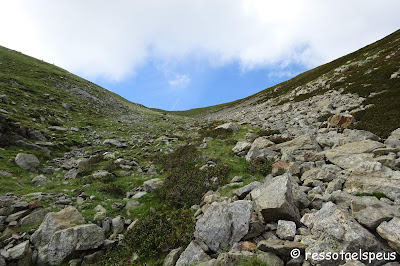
[0,30,400,266]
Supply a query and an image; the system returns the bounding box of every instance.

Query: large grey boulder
[38,224,104,265]
[142,178,164,192]
[351,196,400,230]
[176,241,211,266]
[384,128,400,149]
[102,139,127,148]
[20,208,48,227]
[163,247,183,266]
[8,240,30,260]
[215,122,239,132]
[196,200,253,252]
[376,217,400,253]
[31,174,51,186]
[15,153,40,172]
[31,206,85,247]
[301,202,390,265]
[250,175,300,223]
[257,239,307,257]
[233,181,261,199]
[324,140,385,169]
[276,134,321,161]
[344,166,400,200]
[245,137,276,161]
[300,165,341,183]
[232,141,251,154]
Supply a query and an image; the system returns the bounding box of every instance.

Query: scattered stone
[232,141,251,154]
[102,139,127,148]
[233,181,261,199]
[31,174,51,186]
[0,170,12,178]
[15,153,40,173]
[216,122,240,132]
[65,168,79,179]
[276,220,296,241]
[257,239,307,257]
[142,178,164,192]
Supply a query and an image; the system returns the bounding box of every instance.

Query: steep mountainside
[1,30,400,266]
[175,29,400,138]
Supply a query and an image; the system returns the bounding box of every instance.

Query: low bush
[155,144,201,170]
[199,128,233,140]
[98,209,195,265]
[246,158,273,176]
[157,163,231,208]
[99,183,125,197]
[77,154,104,176]
[355,192,389,199]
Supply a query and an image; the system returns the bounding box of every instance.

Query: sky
[1,1,400,111]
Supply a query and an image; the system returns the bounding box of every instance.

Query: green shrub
[48,119,62,126]
[105,161,119,173]
[77,154,104,176]
[239,256,270,266]
[99,209,195,265]
[155,145,201,170]
[224,139,237,145]
[355,192,389,199]
[199,128,233,139]
[246,158,273,176]
[157,163,231,208]
[99,183,125,197]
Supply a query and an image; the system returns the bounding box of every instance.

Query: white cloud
[168,74,191,88]
[1,0,400,81]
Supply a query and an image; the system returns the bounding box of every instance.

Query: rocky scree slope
[176,29,400,139]
[1,30,400,266]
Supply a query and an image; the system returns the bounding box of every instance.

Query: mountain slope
[176,29,400,138]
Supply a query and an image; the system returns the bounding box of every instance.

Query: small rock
[15,153,40,173]
[276,220,296,241]
[31,174,51,186]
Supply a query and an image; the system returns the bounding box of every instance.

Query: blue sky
[1,1,400,111]
[92,58,308,110]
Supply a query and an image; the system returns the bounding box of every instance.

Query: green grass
[355,192,389,200]
[239,256,270,266]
